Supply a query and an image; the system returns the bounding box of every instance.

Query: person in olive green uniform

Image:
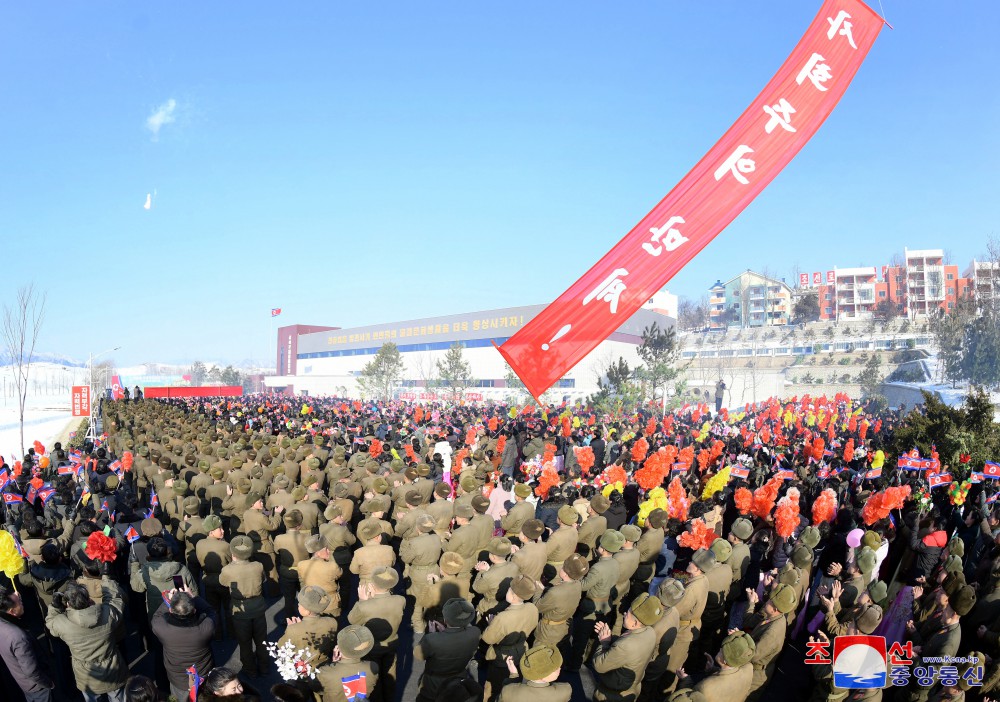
[482,575,540,702]
[546,506,580,571]
[669,548,712,686]
[502,484,537,541]
[473,537,520,617]
[195,515,232,638]
[218,535,269,677]
[298,535,343,617]
[274,509,310,618]
[639,577,685,702]
[568,529,622,671]
[279,586,339,668]
[536,554,588,649]
[611,524,642,635]
[576,495,610,559]
[699,537,735,659]
[499,644,572,702]
[744,582,797,701]
[348,567,406,702]
[727,519,754,605]
[677,631,756,702]
[592,593,662,702]
[315,625,380,702]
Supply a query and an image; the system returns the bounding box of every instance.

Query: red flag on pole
[497,0,884,400]
[271,308,282,317]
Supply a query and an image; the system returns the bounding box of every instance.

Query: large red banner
[71,386,90,417]
[498,0,883,400]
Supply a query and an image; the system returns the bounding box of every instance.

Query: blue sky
[1,1,997,368]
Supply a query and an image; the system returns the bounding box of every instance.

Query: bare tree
[2,284,47,456]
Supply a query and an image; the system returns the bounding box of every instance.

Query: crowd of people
[0,391,998,702]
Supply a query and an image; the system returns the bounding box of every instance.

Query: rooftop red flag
[497,0,884,400]
[271,308,282,317]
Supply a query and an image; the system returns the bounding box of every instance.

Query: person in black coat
[151,589,216,702]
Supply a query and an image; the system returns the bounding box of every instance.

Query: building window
[947,273,954,280]
[556,379,576,388]
[878,291,886,298]
[948,302,954,309]
[824,307,833,314]
[947,287,954,295]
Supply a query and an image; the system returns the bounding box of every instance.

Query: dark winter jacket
[151,599,216,691]
[0,612,54,694]
[910,529,948,579]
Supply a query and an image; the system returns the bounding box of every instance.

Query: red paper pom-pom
[453,448,470,471]
[122,451,134,471]
[543,443,558,466]
[535,465,561,499]
[495,435,507,458]
[369,439,383,459]
[405,445,417,463]
[645,418,657,438]
[465,429,477,446]
[752,477,782,521]
[775,489,800,539]
[575,446,595,476]
[603,465,628,487]
[631,438,649,464]
[735,487,753,515]
[678,519,717,550]
[33,440,45,456]
[667,476,689,522]
[844,439,855,464]
[85,531,118,563]
[811,488,838,525]
[488,417,498,432]
[562,417,572,438]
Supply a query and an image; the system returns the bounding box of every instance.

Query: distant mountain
[0,351,86,368]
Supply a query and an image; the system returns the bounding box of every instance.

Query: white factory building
[265,292,677,402]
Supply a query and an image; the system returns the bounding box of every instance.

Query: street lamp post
[85,346,120,443]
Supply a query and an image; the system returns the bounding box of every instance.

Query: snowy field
[0,362,90,459]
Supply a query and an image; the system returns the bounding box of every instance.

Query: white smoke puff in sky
[143,193,152,210]
[146,99,177,140]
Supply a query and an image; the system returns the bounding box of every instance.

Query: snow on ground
[0,362,90,459]
[894,355,1000,419]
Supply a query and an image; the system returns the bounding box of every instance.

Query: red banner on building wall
[498,0,882,400]
[143,386,243,398]
[71,386,90,417]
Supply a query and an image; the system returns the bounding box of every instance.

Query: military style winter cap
[620,524,642,544]
[668,691,706,702]
[510,574,536,601]
[514,483,532,499]
[769,583,798,614]
[236,478,252,495]
[862,531,882,551]
[183,496,201,516]
[471,495,490,514]
[140,517,163,538]
[948,536,965,558]
[856,546,876,575]
[691,548,717,573]
[416,514,437,534]
[867,580,888,604]
[944,554,963,575]
[799,525,821,549]
[324,504,343,521]
[106,475,120,489]
[564,554,589,580]
[337,625,375,658]
[404,490,423,507]
[522,519,545,540]
[230,535,254,560]
[952,585,977,616]
[646,509,668,529]
[600,530,625,553]
[371,566,399,591]
[856,604,883,634]
[710,539,732,563]
[434,483,452,499]
[778,563,800,587]
[721,631,756,668]
[630,592,663,626]
[297,586,331,615]
[488,537,513,558]
[791,545,814,569]
[590,494,611,514]
[520,644,562,681]
[305,534,330,554]
[657,578,686,608]
[290,486,306,501]
[202,515,222,533]
[442,597,475,627]
[731,518,754,541]
[209,466,224,480]
[557,505,578,526]
[440,552,464,576]
[358,521,382,542]
[283,510,303,528]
